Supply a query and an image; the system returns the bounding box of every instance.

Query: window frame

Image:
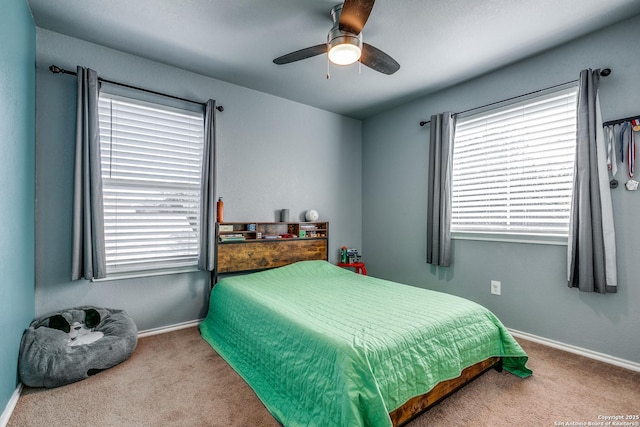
[450,83,578,246]
[96,91,206,279]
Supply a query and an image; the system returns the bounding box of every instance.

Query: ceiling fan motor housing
[327,27,363,51]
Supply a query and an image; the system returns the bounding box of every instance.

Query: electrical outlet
[491,280,501,295]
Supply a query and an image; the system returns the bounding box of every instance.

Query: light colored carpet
[8,326,639,426]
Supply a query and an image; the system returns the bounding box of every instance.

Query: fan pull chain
[326,56,331,79]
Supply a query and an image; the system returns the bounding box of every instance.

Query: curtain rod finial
[216,105,224,112]
[49,65,62,74]
[601,68,612,77]
[420,121,428,126]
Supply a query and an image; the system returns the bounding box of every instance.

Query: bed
[199,260,531,427]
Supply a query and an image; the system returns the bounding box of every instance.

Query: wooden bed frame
[213,222,504,425]
[390,356,502,426]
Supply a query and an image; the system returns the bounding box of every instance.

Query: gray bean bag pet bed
[19,306,138,388]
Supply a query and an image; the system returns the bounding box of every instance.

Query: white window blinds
[451,86,577,239]
[98,94,204,275]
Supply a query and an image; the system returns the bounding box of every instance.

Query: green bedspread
[200,260,531,427]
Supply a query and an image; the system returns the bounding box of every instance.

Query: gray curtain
[71,66,107,280]
[426,112,455,266]
[198,99,217,271]
[567,69,617,293]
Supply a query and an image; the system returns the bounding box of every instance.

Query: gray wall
[0,0,36,411]
[362,14,640,364]
[35,29,362,332]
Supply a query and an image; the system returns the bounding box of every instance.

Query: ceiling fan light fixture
[328,42,361,65]
[327,24,362,66]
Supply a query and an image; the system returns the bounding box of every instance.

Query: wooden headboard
[214,221,328,281]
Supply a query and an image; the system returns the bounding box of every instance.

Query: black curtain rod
[49,65,224,112]
[419,67,612,127]
[602,114,640,127]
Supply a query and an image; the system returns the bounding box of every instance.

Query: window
[98,94,205,276]
[451,86,577,243]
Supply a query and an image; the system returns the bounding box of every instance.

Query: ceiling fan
[273,0,400,75]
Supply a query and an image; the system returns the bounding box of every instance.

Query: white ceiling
[26,0,640,119]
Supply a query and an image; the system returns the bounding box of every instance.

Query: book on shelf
[219,234,246,242]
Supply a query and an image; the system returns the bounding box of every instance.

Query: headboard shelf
[214,222,329,279]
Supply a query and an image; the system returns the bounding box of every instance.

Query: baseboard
[509,328,640,373]
[0,383,22,427]
[137,319,202,338]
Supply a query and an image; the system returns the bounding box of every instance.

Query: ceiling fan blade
[273,44,328,65]
[360,43,400,75]
[339,0,375,34]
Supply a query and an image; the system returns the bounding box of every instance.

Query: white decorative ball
[305,209,319,221]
